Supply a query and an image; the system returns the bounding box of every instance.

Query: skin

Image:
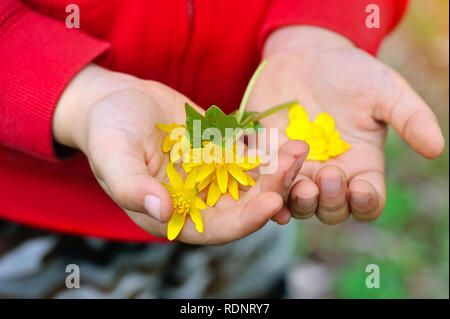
[247,26,445,225]
[53,64,309,245]
[53,26,445,244]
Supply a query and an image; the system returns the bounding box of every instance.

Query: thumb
[375,68,445,159]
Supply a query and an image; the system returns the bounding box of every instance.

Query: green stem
[236,60,268,123]
[240,100,298,127]
[231,100,298,144]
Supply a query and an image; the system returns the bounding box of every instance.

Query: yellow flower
[162,164,207,241]
[182,143,260,207]
[286,104,350,161]
[156,123,190,163]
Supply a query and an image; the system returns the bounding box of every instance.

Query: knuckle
[292,211,315,219]
[319,199,348,213]
[289,202,316,219]
[352,208,383,221]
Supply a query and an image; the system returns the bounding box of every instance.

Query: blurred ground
[286,0,449,299]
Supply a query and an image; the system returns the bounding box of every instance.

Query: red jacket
[0,0,407,242]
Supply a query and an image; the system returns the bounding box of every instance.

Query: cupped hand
[248,26,445,225]
[53,64,309,244]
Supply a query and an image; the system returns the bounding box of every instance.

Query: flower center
[171,192,191,215]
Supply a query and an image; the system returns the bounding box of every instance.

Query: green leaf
[238,111,261,134]
[184,103,241,147]
[204,106,239,137]
[202,106,240,146]
[254,121,263,130]
[185,102,206,145]
[245,121,262,134]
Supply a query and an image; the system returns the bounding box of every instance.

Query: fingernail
[296,152,308,167]
[144,195,161,221]
[351,192,371,206]
[320,176,342,196]
[295,195,317,208]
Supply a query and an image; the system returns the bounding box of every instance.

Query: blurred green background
[288,0,449,299]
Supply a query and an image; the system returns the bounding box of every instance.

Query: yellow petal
[194,197,207,210]
[182,162,200,173]
[180,134,189,147]
[162,135,173,152]
[289,105,309,121]
[156,123,177,133]
[198,173,215,191]
[166,164,184,188]
[311,123,325,139]
[207,181,221,206]
[167,212,186,241]
[191,147,203,163]
[286,125,301,140]
[308,152,329,162]
[328,130,341,143]
[286,119,311,140]
[228,164,249,186]
[314,113,335,134]
[170,145,182,163]
[328,139,351,157]
[246,173,256,186]
[189,208,203,233]
[308,138,327,154]
[161,181,174,194]
[235,157,261,170]
[180,138,192,163]
[185,171,197,189]
[201,142,218,163]
[228,177,239,200]
[196,164,215,182]
[216,165,228,193]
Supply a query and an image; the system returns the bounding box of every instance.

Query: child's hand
[248,26,445,225]
[53,64,308,244]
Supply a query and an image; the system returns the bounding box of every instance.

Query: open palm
[79,77,307,244]
[248,39,444,225]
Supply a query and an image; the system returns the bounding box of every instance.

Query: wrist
[263,26,354,58]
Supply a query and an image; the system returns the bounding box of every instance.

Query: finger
[271,206,292,225]
[278,140,310,161]
[315,165,350,225]
[246,141,308,201]
[125,191,284,245]
[259,140,309,196]
[91,137,172,223]
[288,179,319,219]
[348,173,385,221]
[262,140,309,223]
[244,154,296,203]
[376,68,445,159]
[180,192,284,245]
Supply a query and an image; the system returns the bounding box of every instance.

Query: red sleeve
[0,0,110,160]
[259,0,408,56]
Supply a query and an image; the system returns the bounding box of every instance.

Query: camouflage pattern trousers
[0,220,295,298]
